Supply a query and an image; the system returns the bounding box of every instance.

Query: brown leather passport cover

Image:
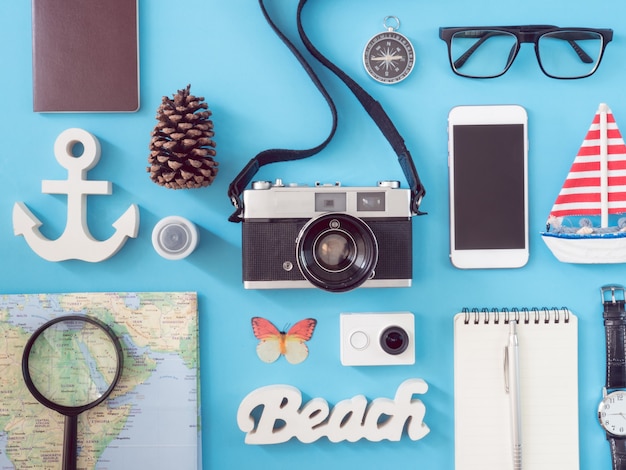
[32,0,139,112]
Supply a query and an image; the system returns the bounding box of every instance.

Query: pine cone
[147,84,218,189]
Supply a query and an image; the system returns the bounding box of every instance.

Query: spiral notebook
[454,308,579,470]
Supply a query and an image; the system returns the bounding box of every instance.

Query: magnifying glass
[21,315,123,470]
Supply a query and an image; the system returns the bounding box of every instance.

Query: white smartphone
[447,105,529,269]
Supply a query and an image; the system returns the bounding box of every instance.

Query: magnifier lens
[22,316,122,470]
[26,318,120,408]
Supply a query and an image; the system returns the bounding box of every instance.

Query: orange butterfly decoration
[251,317,317,364]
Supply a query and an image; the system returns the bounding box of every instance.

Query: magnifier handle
[62,414,78,470]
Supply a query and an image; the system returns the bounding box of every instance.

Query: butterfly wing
[251,317,281,340]
[251,317,283,363]
[286,318,317,341]
[256,338,282,363]
[283,318,317,364]
[283,340,309,365]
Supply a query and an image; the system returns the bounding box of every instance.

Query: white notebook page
[454,309,579,470]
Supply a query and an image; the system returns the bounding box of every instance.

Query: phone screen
[452,124,526,250]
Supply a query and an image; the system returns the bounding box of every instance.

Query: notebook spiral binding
[462,307,570,325]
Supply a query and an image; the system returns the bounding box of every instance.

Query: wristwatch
[598,285,626,470]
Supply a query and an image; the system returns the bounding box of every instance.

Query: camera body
[340,312,415,366]
[240,180,413,292]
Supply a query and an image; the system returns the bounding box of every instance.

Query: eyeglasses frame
[438,25,614,79]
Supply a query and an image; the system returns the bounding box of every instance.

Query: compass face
[363,31,415,84]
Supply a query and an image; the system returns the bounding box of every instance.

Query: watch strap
[603,285,626,390]
[608,435,626,470]
[228,0,426,221]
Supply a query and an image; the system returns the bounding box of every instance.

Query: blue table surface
[1,0,624,468]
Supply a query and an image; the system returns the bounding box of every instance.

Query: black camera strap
[227,0,426,222]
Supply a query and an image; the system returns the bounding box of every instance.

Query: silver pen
[505,320,522,470]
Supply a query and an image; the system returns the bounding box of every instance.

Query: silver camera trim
[243,279,410,289]
[242,181,413,220]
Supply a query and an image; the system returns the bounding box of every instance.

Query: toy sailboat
[541,103,626,263]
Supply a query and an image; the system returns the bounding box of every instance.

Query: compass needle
[363,16,414,84]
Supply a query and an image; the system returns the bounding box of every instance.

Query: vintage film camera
[240,179,413,292]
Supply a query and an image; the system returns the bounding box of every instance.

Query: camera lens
[380,326,409,355]
[315,232,353,271]
[296,213,378,293]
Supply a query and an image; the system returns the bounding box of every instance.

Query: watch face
[363,31,415,84]
[599,390,626,436]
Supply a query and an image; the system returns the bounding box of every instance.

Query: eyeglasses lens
[538,31,603,78]
[450,30,518,78]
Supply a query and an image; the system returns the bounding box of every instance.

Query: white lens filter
[152,216,199,260]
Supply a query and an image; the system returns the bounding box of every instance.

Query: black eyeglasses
[439,25,613,79]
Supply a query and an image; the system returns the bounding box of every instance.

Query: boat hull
[541,232,626,263]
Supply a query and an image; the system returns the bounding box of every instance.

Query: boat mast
[600,103,609,228]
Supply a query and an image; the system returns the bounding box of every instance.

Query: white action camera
[340,312,415,366]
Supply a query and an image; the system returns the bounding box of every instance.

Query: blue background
[1,0,625,468]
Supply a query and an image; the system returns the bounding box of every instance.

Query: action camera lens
[380,326,409,355]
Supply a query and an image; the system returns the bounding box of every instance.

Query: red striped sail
[549,104,626,221]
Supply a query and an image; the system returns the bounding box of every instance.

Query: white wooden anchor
[13,128,140,262]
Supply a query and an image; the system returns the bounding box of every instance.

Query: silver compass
[363,16,415,84]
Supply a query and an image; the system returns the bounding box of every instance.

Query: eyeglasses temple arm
[539,31,594,63]
[565,39,594,64]
[453,31,501,69]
